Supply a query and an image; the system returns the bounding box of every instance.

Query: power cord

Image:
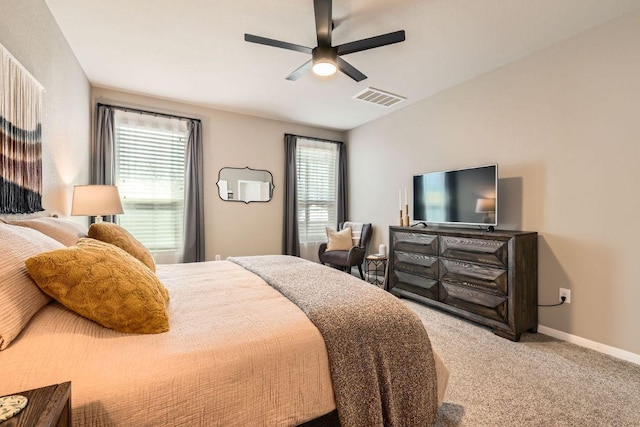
[538,296,566,307]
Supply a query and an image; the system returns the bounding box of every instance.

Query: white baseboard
[538,325,640,365]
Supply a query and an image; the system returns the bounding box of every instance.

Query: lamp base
[93,216,103,224]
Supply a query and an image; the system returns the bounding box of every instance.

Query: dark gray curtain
[337,142,348,225]
[283,134,300,256]
[92,104,116,223]
[183,120,205,262]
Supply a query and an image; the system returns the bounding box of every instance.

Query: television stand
[411,222,428,227]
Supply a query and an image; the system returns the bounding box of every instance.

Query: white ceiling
[45,0,640,131]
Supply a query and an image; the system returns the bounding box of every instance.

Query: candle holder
[399,209,404,226]
[403,204,410,226]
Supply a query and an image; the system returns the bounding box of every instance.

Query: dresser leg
[493,329,521,342]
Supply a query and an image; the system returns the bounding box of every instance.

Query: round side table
[365,254,388,288]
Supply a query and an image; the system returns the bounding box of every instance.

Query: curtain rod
[97,102,201,123]
[285,133,343,145]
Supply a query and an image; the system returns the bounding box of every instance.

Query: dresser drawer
[394,251,438,278]
[440,236,508,268]
[392,270,438,300]
[440,281,508,323]
[392,232,438,255]
[440,258,507,295]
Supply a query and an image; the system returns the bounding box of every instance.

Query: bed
[0,218,448,426]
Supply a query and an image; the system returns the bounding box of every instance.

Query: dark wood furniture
[1,382,71,427]
[389,226,537,341]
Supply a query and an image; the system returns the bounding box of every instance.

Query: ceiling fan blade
[337,57,367,82]
[314,0,332,46]
[244,34,312,54]
[336,30,405,56]
[286,60,312,81]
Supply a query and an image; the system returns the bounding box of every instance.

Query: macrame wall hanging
[0,42,45,214]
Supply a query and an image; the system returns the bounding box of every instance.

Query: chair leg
[358,264,364,280]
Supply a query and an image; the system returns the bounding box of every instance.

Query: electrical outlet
[559,288,571,304]
[215,254,221,261]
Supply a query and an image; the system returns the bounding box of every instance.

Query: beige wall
[0,0,91,216]
[348,10,640,355]
[91,87,344,261]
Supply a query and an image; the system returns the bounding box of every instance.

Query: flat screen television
[413,164,498,227]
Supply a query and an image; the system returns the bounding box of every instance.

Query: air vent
[353,87,406,107]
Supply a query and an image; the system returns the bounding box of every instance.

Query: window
[114,110,188,256]
[296,137,340,243]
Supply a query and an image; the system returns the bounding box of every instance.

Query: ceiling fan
[244,0,406,82]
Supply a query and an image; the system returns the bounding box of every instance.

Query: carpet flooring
[402,300,640,426]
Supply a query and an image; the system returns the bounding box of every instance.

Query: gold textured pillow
[77,238,169,303]
[326,227,353,251]
[25,238,169,334]
[88,222,155,272]
[0,224,65,350]
[8,217,87,246]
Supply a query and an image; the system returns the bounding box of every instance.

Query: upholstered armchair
[318,222,372,279]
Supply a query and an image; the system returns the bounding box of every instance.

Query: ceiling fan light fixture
[312,60,337,76]
[312,46,338,76]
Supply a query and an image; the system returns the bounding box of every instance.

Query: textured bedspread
[0,261,336,426]
[230,255,439,427]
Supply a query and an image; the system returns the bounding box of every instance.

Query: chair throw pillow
[25,238,170,334]
[326,227,353,251]
[88,222,156,272]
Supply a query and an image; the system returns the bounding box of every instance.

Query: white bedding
[0,260,448,426]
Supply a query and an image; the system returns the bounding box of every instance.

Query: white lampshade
[475,198,496,213]
[71,185,124,219]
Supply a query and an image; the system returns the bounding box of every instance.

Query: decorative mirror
[216,167,274,203]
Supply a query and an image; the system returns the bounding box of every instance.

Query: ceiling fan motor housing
[313,46,338,61]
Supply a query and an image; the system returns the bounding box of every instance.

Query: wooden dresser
[388,226,538,341]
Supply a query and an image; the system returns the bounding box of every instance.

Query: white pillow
[8,216,87,247]
[0,223,64,350]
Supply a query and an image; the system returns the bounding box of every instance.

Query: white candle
[404,188,408,206]
[399,189,402,210]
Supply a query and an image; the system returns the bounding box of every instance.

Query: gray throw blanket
[229,255,438,427]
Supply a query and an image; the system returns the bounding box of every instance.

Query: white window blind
[296,137,339,243]
[114,110,187,255]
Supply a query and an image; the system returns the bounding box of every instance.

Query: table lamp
[71,185,124,223]
[475,198,496,223]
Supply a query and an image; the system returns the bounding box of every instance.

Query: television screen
[413,164,497,227]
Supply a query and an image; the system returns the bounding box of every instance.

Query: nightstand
[0,382,70,427]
